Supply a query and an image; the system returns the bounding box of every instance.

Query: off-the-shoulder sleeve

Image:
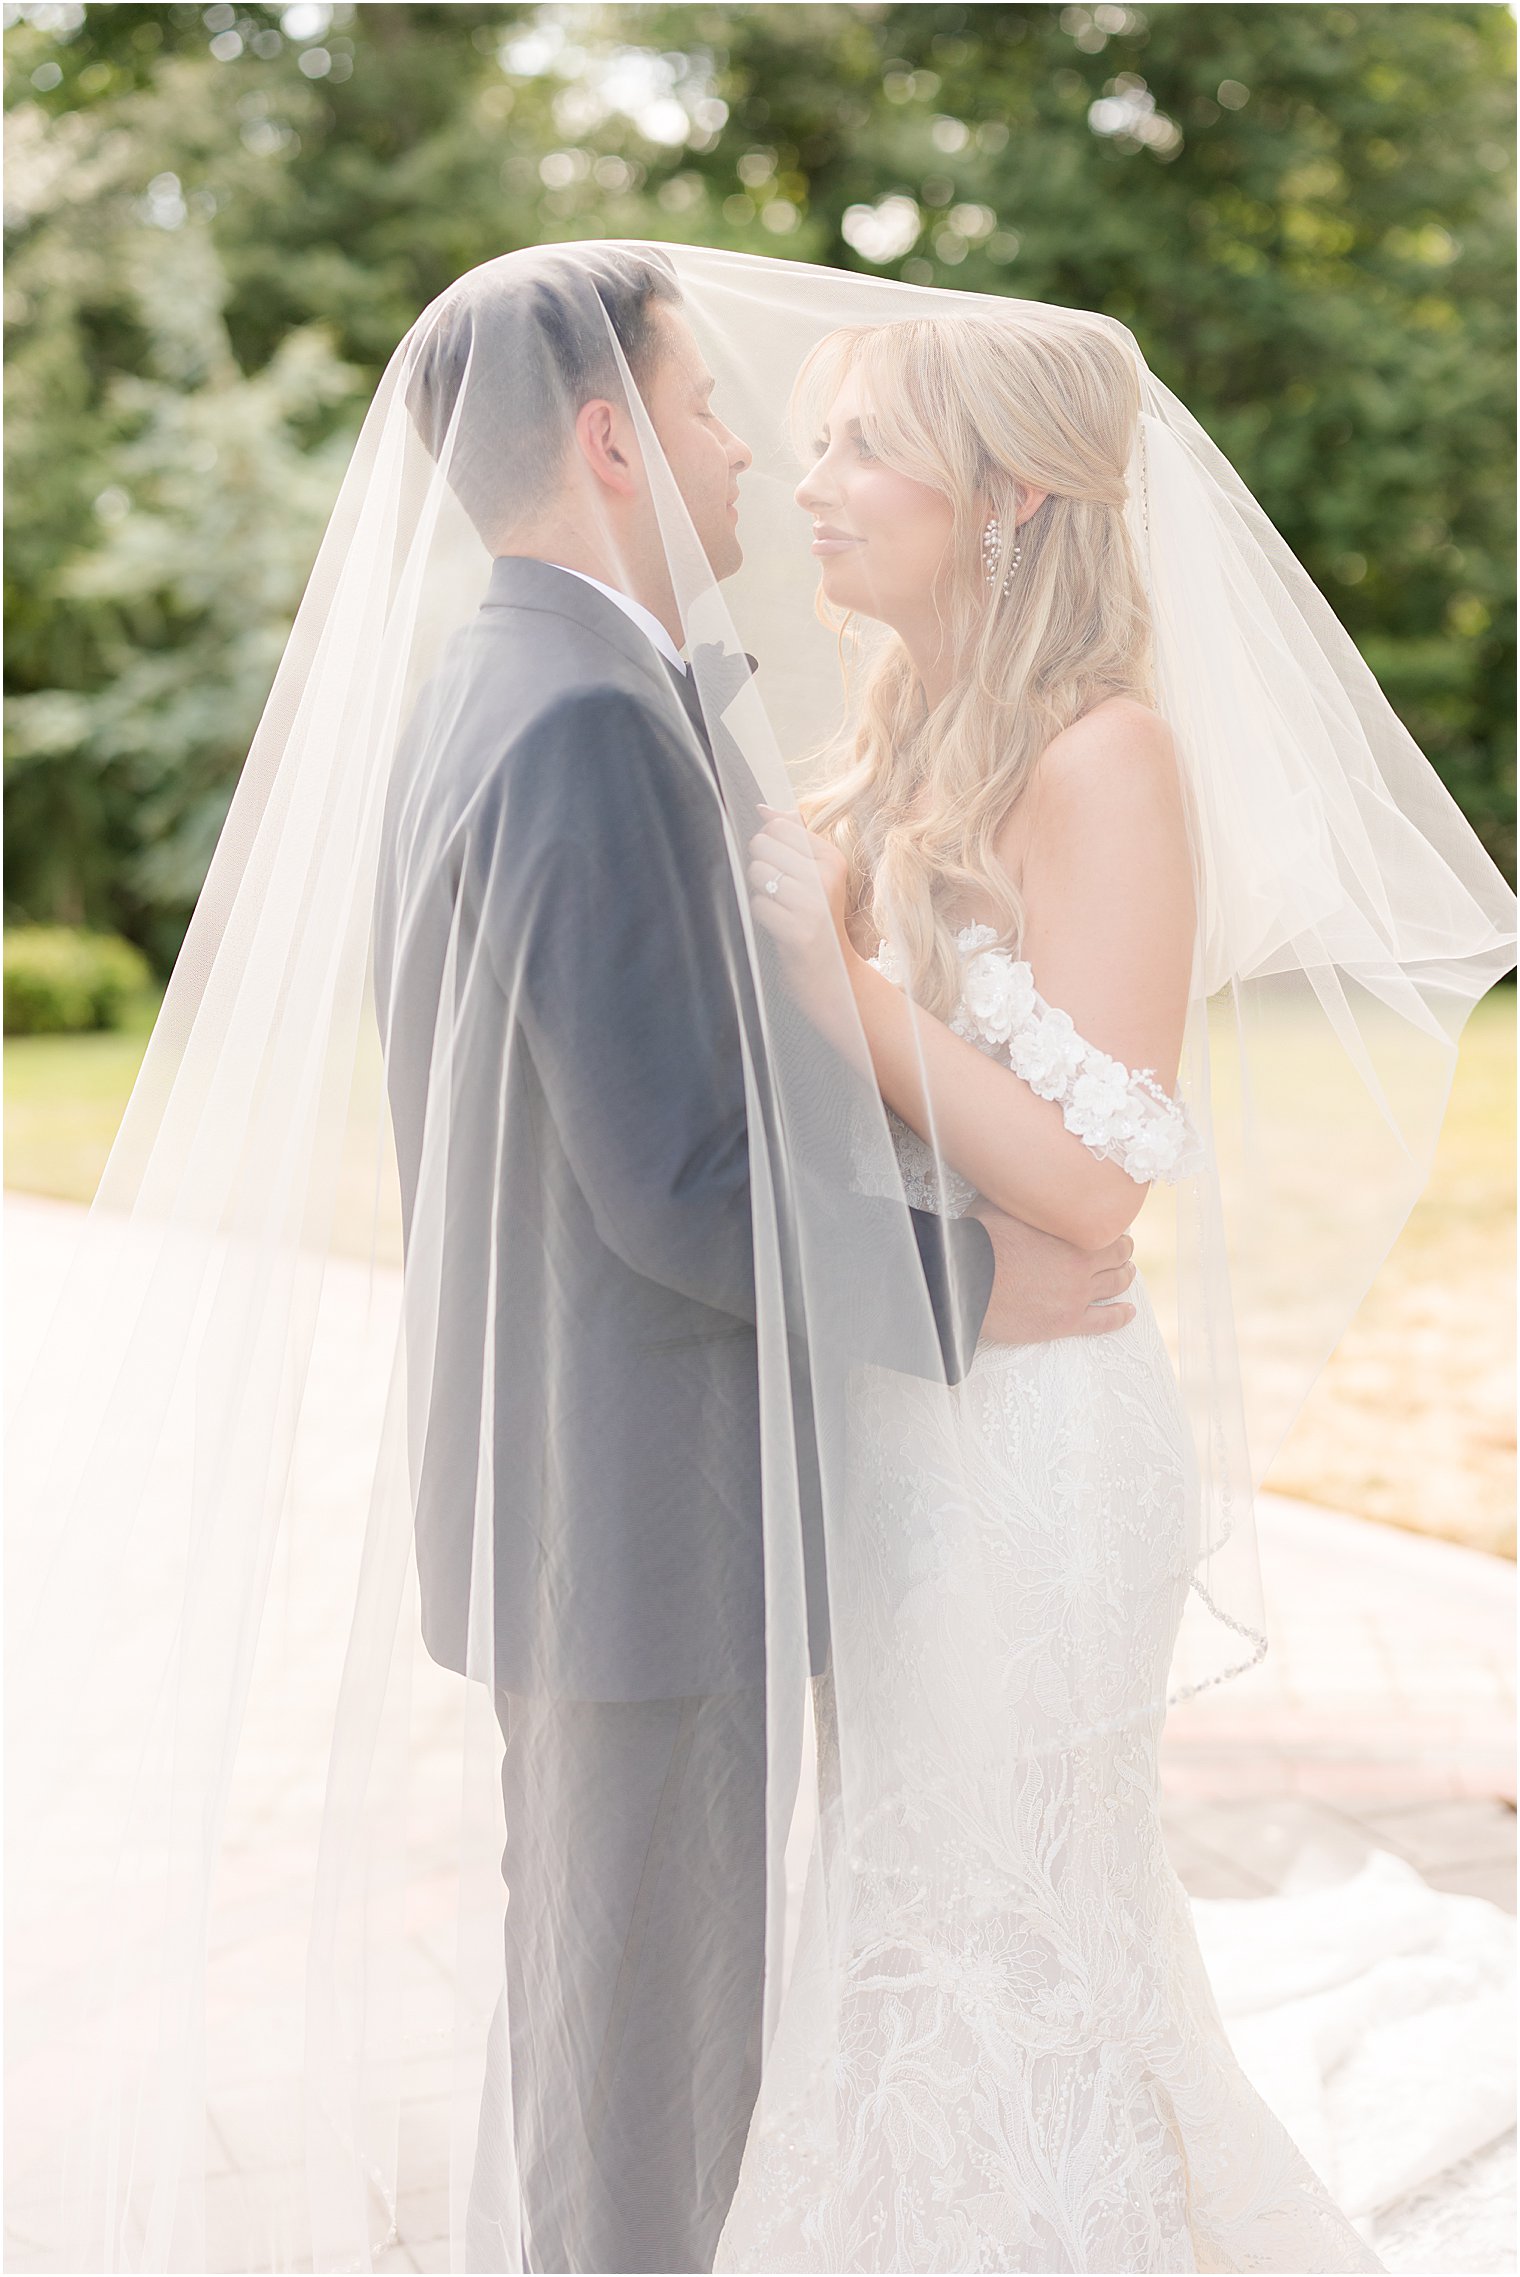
[943,931,1204,1186]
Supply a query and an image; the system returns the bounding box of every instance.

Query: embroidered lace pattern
[713,934,1382,2275]
[715,1302,1384,2272]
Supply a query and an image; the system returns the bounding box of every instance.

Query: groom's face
[639,304,753,582]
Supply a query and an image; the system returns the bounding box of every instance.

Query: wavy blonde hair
[794,312,1153,1018]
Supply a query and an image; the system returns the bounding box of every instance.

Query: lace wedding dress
[714,927,1388,2275]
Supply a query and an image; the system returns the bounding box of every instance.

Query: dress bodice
[866,922,1202,1218]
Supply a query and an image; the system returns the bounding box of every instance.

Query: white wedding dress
[715,927,1401,2274]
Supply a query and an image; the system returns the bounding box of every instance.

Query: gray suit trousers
[466,1686,768,2273]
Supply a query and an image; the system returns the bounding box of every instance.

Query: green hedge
[3,926,154,1035]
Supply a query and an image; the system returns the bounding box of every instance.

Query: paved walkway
[5,1191,1514,2270]
[1160,1489,1515,1912]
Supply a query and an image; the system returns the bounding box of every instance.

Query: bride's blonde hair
[794,313,1153,1017]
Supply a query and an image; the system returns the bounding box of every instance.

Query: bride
[724,313,1388,2273]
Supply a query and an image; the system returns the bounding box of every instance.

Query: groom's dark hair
[403,245,685,542]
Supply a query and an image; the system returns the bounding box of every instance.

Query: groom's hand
[970,1203,1137,1344]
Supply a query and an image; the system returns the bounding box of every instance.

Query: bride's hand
[747,809,860,1027]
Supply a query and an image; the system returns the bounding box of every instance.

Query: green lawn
[7,985,1514,1556]
[3,989,163,1205]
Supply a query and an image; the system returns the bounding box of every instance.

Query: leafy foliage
[3,922,153,1033]
[4,2,1513,968]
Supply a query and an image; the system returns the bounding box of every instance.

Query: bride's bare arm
[750,700,1195,1251]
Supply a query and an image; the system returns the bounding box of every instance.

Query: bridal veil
[7,240,1513,2270]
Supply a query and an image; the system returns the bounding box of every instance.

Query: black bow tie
[693,641,759,705]
[666,643,758,732]
[664,649,757,807]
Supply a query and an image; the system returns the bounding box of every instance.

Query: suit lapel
[661,657,775,848]
[483,554,769,835]
[661,657,718,770]
[483,555,682,710]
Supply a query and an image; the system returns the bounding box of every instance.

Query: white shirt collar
[550,565,688,675]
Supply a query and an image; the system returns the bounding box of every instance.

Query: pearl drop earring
[981,514,1023,596]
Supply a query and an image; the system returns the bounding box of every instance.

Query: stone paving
[5,1192,1514,2269]
[1160,1488,1516,1911]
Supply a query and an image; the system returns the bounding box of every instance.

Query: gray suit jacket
[372,556,993,1700]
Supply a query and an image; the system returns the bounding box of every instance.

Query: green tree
[4,54,359,963]
[4,2,1512,970]
[618,1,1518,874]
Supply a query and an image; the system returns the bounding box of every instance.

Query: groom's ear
[574,397,641,498]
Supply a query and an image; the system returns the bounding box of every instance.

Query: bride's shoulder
[1044,694,1175,777]
[1028,697,1182,834]
[998,697,1186,890]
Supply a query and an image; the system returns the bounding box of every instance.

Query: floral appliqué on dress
[870,923,1203,1189]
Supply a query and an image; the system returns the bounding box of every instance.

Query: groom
[377,246,1137,2274]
